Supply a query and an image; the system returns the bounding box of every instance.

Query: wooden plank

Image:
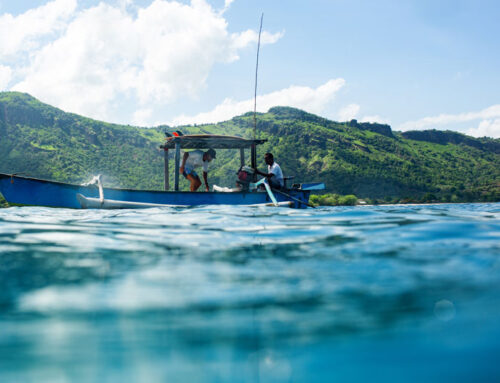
[161,135,267,149]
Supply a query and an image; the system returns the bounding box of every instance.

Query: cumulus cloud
[360,115,391,124]
[0,65,12,89]
[232,29,284,50]
[169,78,345,126]
[221,0,236,13]
[2,0,282,122]
[132,108,153,126]
[466,119,500,138]
[400,104,500,138]
[337,103,360,121]
[0,0,76,57]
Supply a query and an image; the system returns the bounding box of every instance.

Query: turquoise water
[0,203,499,382]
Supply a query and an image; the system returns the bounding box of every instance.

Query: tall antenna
[253,13,263,140]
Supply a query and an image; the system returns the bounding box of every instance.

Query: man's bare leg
[186,174,201,191]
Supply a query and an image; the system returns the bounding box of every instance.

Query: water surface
[0,203,499,382]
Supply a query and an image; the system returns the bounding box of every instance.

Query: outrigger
[0,134,324,209]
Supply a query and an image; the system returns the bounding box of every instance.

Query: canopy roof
[160,134,267,149]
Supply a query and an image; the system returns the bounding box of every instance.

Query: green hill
[0,91,499,203]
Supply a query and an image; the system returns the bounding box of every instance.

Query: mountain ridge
[1,91,499,202]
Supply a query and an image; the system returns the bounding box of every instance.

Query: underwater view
[0,203,499,382]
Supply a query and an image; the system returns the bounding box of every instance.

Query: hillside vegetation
[0,92,499,203]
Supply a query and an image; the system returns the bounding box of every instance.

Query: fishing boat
[0,134,324,209]
[0,16,325,210]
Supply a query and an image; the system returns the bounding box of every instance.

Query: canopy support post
[174,142,180,191]
[251,144,257,181]
[164,148,169,191]
[240,148,245,168]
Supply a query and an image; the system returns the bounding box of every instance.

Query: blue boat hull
[0,173,312,209]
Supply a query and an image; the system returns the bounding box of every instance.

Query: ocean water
[0,203,499,382]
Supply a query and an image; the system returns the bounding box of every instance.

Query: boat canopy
[160,134,266,150]
[159,134,267,191]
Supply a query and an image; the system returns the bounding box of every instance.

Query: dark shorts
[265,178,283,190]
[182,167,199,179]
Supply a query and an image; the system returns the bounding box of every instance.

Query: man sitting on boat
[180,148,216,191]
[253,152,284,190]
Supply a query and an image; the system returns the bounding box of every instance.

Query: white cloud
[465,119,500,138]
[360,115,391,124]
[338,103,360,121]
[400,104,500,138]
[0,65,12,89]
[0,0,76,57]
[222,0,236,13]
[169,78,345,126]
[2,0,282,122]
[132,108,153,126]
[232,29,284,50]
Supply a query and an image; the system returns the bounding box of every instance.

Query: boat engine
[236,166,255,191]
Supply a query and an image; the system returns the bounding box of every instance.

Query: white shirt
[184,150,209,172]
[268,161,284,187]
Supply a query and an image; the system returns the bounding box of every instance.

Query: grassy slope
[0,92,499,202]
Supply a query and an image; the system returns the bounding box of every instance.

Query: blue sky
[0,0,499,137]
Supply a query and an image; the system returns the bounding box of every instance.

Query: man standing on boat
[254,152,284,190]
[180,149,216,191]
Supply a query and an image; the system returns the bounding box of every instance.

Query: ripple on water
[0,204,499,342]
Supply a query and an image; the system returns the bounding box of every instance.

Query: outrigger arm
[76,174,286,209]
[250,178,278,207]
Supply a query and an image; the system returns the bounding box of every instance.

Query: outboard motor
[236,166,255,191]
